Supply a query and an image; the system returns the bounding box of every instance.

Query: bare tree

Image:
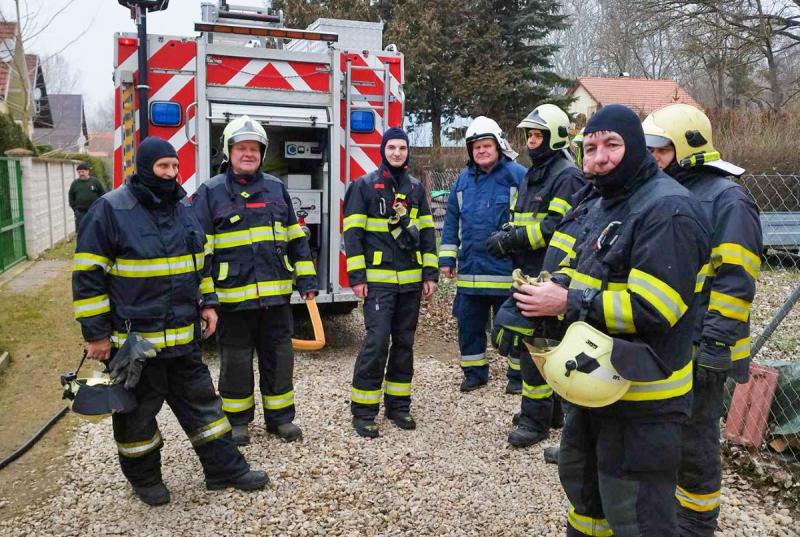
[86,92,115,133]
[42,53,80,94]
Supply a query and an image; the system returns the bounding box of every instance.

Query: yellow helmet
[525,321,630,408]
[642,104,744,175]
[222,115,269,162]
[572,128,585,168]
[517,104,571,150]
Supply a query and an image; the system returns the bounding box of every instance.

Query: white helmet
[222,115,269,163]
[465,116,518,161]
[517,104,571,150]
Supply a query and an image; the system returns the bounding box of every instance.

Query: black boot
[207,469,269,491]
[267,422,303,442]
[505,378,522,395]
[353,417,380,438]
[231,424,250,446]
[543,446,559,464]
[507,426,547,448]
[133,482,171,506]
[387,411,417,430]
[511,412,520,426]
[460,377,487,392]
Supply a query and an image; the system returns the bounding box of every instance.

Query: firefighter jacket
[72,178,215,359]
[511,152,585,275]
[343,165,438,291]
[192,170,317,312]
[438,157,527,295]
[673,167,762,383]
[542,183,599,276]
[552,164,711,419]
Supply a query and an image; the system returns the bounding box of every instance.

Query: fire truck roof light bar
[194,22,338,42]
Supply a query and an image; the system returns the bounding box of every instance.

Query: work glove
[491,325,524,359]
[108,333,159,390]
[486,229,517,258]
[694,339,731,388]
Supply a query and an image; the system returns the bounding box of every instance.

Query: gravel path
[1,313,798,536]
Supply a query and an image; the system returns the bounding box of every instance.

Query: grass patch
[39,238,75,262]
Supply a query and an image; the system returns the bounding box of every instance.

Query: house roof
[569,76,700,116]
[33,94,87,151]
[0,22,17,41]
[88,131,113,156]
[25,54,38,88]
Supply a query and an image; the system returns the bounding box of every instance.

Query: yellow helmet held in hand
[517,104,571,150]
[526,321,630,408]
[222,115,269,162]
[642,104,744,176]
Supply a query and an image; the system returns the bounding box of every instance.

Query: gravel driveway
[0,312,797,536]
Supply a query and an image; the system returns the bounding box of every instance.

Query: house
[568,76,700,123]
[0,21,51,135]
[33,94,89,153]
[87,131,114,158]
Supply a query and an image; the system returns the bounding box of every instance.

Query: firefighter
[439,116,526,393]
[485,103,585,446]
[72,136,267,506]
[192,116,317,446]
[513,104,711,535]
[643,104,762,537]
[344,127,438,438]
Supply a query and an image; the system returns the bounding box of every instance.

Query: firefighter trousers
[112,349,249,488]
[559,406,684,537]
[351,287,421,421]
[518,346,555,433]
[217,306,296,428]
[453,293,520,383]
[677,373,726,536]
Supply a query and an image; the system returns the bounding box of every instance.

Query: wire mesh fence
[424,168,800,495]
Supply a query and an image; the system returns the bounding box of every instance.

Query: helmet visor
[645,134,672,149]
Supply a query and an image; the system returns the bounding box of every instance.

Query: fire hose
[291,297,326,351]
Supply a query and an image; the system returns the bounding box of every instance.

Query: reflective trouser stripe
[567,505,613,536]
[117,430,163,458]
[522,381,553,399]
[621,360,693,401]
[384,381,411,397]
[676,486,721,512]
[263,390,295,410]
[456,274,513,290]
[221,394,255,413]
[507,355,521,371]
[189,416,232,447]
[352,386,381,405]
[73,294,111,318]
[460,353,488,367]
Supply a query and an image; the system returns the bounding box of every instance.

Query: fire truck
[113,1,405,315]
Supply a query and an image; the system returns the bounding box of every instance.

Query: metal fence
[0,158,25,273]
[425,169,800,495]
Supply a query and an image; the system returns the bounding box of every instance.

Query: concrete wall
[568,86,599,122]
[12,151,78,257]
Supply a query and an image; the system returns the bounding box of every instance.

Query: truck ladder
[120,79,137,181]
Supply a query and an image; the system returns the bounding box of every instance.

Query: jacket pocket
[214,261,239,281]
[366,247,391,267]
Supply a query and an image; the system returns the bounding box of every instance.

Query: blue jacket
[439,157,526,295]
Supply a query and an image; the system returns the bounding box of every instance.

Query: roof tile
[571,76,700,116]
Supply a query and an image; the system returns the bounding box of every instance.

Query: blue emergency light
[350,110,375,133]
[149,101,182,127]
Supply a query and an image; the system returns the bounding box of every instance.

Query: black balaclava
[527,130,557,166]
[380,127,410,177]
[583,104,657,198]
[135,136,179,201]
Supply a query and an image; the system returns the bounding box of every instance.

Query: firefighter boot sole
[267,422,303,443]
[206,469,269,491]
[507,426,548,448]
[133,482,171,506]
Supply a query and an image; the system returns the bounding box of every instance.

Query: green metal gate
[0,158,25,273]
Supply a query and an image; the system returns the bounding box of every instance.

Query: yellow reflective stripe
[423,252,438,268]
[117,429,163,458]
[372,251,383,265]
[711,242,761,279]
[294,260,316,276]
[731,336,750,361]
[73,252,112,272]
[556,266,575,279]
[263,390,295,410]
[568,271,628,292]
[218,261,229,280]
[351,386,381,405]
[709,290,751,322]
[550,231,576,256]
[109,253,204,278]
[347,255,366,271]
[439,245,457,260]
[73,294,111,319]
[366,218,390,232]
[512,212,538,225]
[621,360,692,401]
[221,394,255,413]
[548,197,571,216]
[111,324,195,349]
[695,263,712,293]
[418,214,434,230]
[602,290,635,334]
[409,207,419,219]
[384,381,412,397]
[507,355,521,371]
[343,213,367,231]
[205,234,215,255]
[287,224,306,240]
[628,268,687,326]
[675,486,721,513]
[526,222,546,249]
[456,274,513,290]
[282,255,295,272]
[200,276,215,294]
[416,251,422,265]
[522,381,553,400]
[366,269,422,285]
[567,505,613,537]
[213,226,276,249]
[460,352,488,367]
[216,280,294,303]
[189,416,232,447]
